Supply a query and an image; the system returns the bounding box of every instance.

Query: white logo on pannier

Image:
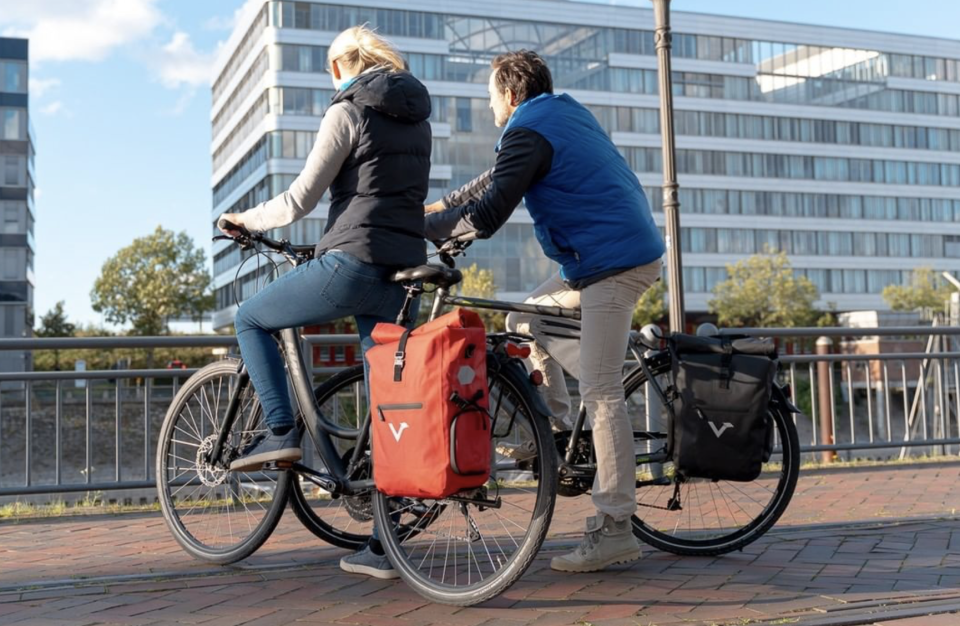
[389,422,409,442]
[709,421,734,438]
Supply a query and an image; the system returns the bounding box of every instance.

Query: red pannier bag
[367,308,491,499]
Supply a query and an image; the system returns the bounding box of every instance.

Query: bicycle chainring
[340,448,373,522]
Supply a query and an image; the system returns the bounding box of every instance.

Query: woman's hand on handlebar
[424,200,446,214]
[217,214,249,237]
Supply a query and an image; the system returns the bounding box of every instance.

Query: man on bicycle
[425,50,665,573]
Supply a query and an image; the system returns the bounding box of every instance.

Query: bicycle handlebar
[433,232,479,268]
[215,218,315,260]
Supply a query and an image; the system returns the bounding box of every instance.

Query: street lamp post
[650,0,685,333]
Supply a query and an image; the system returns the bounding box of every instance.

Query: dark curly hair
[490,50,553,103]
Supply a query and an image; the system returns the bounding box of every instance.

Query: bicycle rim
[156,360,289,564]
[625,362,800,555]
[373,363,557,606]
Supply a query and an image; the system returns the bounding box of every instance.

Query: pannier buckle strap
[394,329,413,382]
[719,337,733,390]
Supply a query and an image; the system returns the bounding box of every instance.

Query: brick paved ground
[1,461,960,625]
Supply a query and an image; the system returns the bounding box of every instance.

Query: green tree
[91,226,214,336]
[34,301,76,370]
[632,279,667,328]
[882,267,953,315]
[708,248,819,328]
[453,263,505,331]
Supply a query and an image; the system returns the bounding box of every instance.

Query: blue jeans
[235,250,411,432]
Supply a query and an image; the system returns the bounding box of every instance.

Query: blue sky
[5,0,958,330]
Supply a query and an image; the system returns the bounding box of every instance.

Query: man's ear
[507,88,520,106]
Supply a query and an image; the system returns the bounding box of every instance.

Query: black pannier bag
[663,334,778,482]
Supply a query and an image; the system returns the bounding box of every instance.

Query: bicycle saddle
[390,264,462,289]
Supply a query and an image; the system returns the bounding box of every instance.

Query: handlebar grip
[218,218,241,232]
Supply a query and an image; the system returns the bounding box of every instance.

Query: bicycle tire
[156,359,290,564]
[372,358,558,606]
[624,360,800,556]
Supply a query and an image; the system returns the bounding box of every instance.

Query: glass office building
[0,38,34,373]
[211,0,960,329]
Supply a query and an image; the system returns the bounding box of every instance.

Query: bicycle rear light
[505,342,531,359]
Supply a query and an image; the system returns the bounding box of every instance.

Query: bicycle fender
[492,352,553,421]
[772,383,803,414]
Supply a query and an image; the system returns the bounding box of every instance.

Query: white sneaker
[550,514,641,573]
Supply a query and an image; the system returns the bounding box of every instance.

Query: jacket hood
[335,69,432,123]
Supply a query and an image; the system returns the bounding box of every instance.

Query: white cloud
[0,0,163,63]
[29,77,61,98]
[155,31,216,89]
[39,101,66,116]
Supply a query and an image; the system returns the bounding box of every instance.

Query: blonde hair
[328,25,406,75]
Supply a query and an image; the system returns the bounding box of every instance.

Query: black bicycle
[156,226,800,607]
[155,225,557,603]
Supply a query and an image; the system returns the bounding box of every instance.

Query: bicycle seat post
[396,283,423,326]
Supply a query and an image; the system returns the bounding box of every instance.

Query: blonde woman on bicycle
[218,26,431,578]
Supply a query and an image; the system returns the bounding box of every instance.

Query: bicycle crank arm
[558,463,596,480]
[285,462,341,494]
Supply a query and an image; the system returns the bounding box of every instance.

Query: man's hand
[424,200,446,214]
[217,213,246,236]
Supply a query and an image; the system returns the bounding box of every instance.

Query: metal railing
[1,326,959,498]
[0,335,359,498]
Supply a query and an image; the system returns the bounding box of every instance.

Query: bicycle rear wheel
[625,359,800,556]
[372,359,557,606]
[156,359,290,564]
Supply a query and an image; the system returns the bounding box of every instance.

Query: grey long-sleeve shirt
[239,102,361,232]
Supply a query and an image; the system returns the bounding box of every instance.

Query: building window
[2,156,24,187]
[946,237,960,258]
[2,202,20,234]
[456,98,472,133]
[2,250,18,280]
[1,109,24,140]
[1,61,27,94]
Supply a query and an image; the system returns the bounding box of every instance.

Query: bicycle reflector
[505,342,531,359]
[529,369,544,386]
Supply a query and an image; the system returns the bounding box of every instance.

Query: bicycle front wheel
[625,360,800,556]
[372,359,557,606]
[156,359,290,564]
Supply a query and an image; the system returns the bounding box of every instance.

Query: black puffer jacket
[315,69,432,268]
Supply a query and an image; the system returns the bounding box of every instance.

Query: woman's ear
[331,59,342,80]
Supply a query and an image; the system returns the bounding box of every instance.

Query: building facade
[211,0,960,329]
[0,38,34,372]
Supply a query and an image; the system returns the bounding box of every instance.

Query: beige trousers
[506,260,662,521]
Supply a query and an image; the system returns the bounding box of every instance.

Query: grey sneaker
[229,429,301,471]
[339,545,399,580]
[550,514,641,573]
